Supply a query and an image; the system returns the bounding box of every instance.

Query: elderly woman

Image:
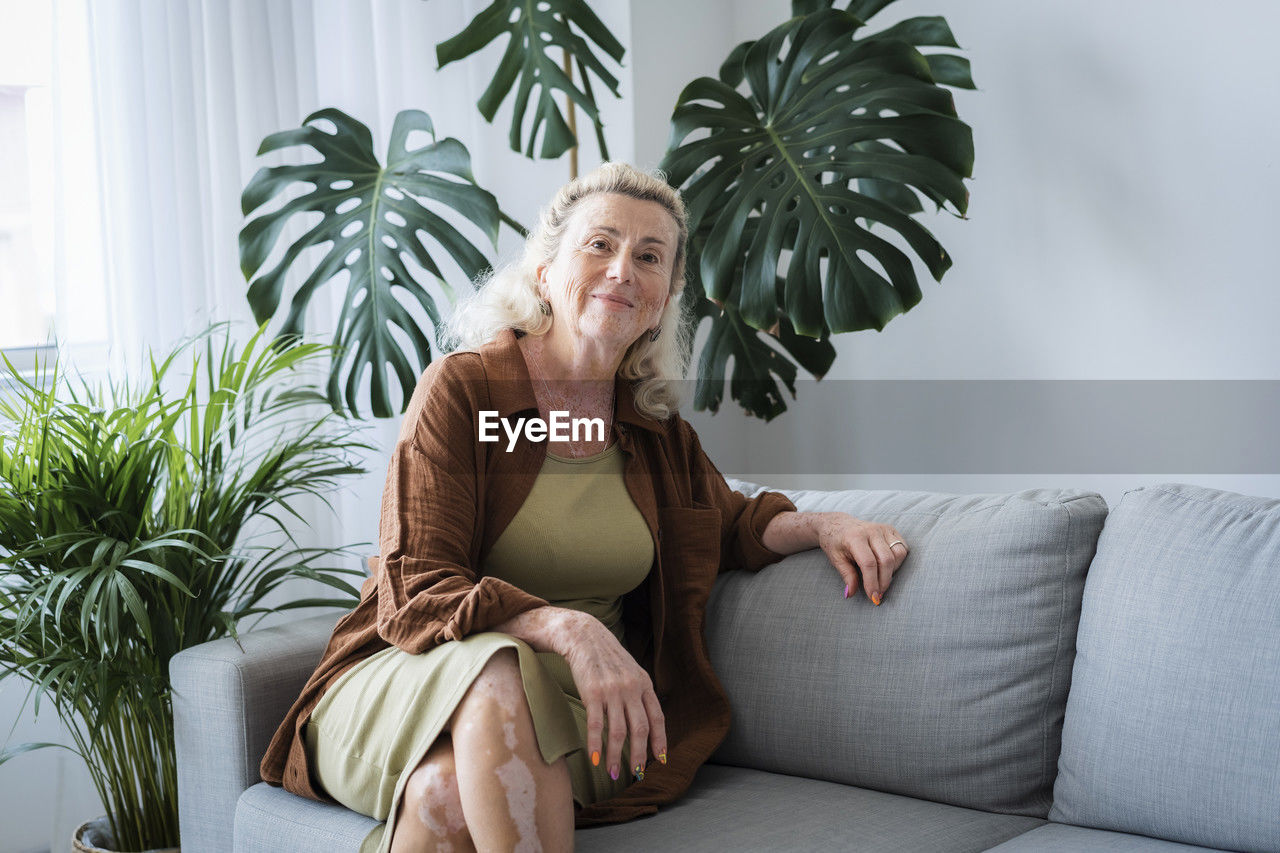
[260,163,908,851]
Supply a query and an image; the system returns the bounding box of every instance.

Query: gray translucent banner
[676,380,1280,475]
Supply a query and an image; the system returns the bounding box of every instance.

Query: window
[0,4,52,351]
[0,0,106,362]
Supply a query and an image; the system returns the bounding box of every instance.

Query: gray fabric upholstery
[233,766,1046,853]
[575,764,1048,852]
[712,485,1107,818]
[234,783,380,853]
[171,613,341,853]
[170,482,1278,852]
[1050,484,1280,853]
[985,823,1232,852]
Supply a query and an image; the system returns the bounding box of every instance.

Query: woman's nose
[607,253,632,283]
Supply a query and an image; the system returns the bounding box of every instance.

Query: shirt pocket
[657,502,722,611]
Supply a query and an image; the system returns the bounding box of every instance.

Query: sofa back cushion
[708,484,1108,818]
[1049,483,1280,853]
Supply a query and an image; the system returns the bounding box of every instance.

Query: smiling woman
[445,163,694,427]
[257,163,907,853]
[537,193,678,360]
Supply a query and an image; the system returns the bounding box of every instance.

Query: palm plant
[0,324,370,850]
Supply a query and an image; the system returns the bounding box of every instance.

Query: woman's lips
[592,293,634,307]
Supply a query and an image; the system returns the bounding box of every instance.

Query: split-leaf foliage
[241,0,973,420]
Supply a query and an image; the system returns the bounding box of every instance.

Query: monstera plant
[241,109,512,417]
[240,0,973,420]
[433,0,623,160]
[667,1,974,417]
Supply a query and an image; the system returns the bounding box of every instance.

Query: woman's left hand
[815,513,908,605]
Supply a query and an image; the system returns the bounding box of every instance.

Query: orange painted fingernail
[873,593,882,606]
[591,750,599,767]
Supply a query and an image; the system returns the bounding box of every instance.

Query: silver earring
[648,326,661,343]
[539,299,551,317]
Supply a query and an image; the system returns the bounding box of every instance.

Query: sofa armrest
[170,613,340,853]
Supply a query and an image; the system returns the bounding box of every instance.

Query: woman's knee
[456,647,529,726]
[401,738,472,847]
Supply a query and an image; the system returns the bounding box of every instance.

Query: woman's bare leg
[449,647,574,851]
[391,735,475,853]
[393,647,574,852]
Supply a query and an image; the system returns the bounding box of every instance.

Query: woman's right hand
[556,610,667,783]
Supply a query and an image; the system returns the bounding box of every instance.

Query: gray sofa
[170,482,1280,852]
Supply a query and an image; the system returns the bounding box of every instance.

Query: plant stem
[563,48,578,179]
[499,210,529,239]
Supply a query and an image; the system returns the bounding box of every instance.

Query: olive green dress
[304,443,653,852]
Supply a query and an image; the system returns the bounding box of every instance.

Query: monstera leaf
[684,222,837,421]
[240,108,505,418]
[692,298,837,421]
[434,0,624,160]
[791,0,976,94]
[663,7,973,348]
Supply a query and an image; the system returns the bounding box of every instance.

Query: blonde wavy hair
[443,162,691,421]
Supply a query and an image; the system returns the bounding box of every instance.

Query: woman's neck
[523,329,623,384]
[519,329,618,457]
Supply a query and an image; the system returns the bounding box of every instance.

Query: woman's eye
[591,239,609,250]
[641,254,659,263]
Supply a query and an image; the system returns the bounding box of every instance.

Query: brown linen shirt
[259,328,796,827]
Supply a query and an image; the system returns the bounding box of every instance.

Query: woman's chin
[573,320,645,352]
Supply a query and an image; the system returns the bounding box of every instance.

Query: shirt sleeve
[679,418,797,574]
[373,357,550,654]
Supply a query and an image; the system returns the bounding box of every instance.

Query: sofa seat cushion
[985,822,1233,852]
[234,767,1046,852]
[1051,484,1280,853]
[234,783,380,852]
[576,764,1047,852]
[714,484,1108,818]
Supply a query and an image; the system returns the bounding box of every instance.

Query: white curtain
[81,0,493,359]
[70,0,547,567]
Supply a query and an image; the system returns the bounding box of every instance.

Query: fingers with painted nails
[558,611,667,784]
[819,514,908,606]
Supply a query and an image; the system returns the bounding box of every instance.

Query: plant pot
[72,817,179,853]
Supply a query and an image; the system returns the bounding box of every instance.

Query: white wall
[5,1,1280,850]
[634,0,1280,507]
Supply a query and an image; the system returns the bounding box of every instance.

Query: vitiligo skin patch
[468,654,545,850]
[413,762,466,845]
[495,753,542,852]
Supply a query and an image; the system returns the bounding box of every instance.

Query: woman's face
[538,193,678,354]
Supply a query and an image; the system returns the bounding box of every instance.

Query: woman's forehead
[569,193,678,247]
